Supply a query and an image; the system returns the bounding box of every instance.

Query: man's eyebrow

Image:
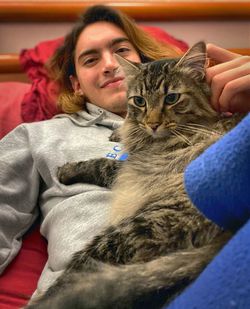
[110,37,130,46]
[78,49,98,63]
[77,37,130,63]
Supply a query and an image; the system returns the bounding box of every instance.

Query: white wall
[149,21,250,49]
[0,20,249,53]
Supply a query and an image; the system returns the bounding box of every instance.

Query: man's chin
[110,100,127,117]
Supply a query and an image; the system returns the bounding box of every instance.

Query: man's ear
[70,75,84,95]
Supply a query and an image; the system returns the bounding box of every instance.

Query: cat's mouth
[142,123,174,138]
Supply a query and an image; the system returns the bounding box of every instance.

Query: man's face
[71,21,141,117]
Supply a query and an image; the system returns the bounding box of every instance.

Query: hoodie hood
[54,103,124,130]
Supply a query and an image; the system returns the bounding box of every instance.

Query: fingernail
[221,112,233,117]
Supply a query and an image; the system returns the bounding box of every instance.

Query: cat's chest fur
[109,132,213,225]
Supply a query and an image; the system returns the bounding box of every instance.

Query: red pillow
[0,82,31,139]
[20,37,63,123]
[19,26,188,123]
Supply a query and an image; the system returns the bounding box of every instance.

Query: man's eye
[116,47,130,54]
[83,58,98,66]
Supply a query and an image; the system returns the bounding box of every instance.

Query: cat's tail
[26,234,228,309]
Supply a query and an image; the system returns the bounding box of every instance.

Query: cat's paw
[109,129,121,142]
[57,162,79,185]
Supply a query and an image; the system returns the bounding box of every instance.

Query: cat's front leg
[57,158,123,188]
[109,128,121,142]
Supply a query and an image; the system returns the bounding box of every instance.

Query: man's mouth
[101,77,125,88]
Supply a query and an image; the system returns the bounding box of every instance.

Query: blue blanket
[185,113,250,231]
[166,113,250,309]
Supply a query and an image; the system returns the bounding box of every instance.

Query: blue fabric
[166,219,250,309]
[184,113,250,231]
[119,152,128,161]
[165,113,250,309]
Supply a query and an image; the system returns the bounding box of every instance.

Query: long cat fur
[26,42,243,309]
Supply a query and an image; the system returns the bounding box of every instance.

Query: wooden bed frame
[0,1,250,80]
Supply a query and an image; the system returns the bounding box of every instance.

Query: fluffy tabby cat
[27,42,242,309]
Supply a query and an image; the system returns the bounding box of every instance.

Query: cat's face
[116,42,216,138]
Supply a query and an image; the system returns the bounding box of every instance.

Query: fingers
[208,58,250,111]
[206,43,239,64]
[219,74,250,113]
[205,43,250,113]
[206,50,244,84]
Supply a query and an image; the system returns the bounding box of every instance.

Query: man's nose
[103,53,119,75]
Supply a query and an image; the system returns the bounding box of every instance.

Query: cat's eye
[164,93,180,105]
[133,96,146,107]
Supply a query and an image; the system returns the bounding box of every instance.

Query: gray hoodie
[0,103,124,296]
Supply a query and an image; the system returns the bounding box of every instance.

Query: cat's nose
[148,123,160,131]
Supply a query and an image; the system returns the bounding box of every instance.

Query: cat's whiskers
[177,123,221,137]
[177,125,209,136]
[171,129,193,146]
[186,123,222,136]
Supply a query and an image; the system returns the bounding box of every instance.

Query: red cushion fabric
[19,37,63,123]
[0,226,48,309]
[0,82,31,139]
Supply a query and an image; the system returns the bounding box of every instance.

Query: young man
[0,4,249,305]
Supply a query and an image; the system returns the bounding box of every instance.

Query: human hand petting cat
[206,43,250,113]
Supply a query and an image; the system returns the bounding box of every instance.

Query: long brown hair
[49,5,182,114]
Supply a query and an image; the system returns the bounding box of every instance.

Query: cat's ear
[175,41,207,80]
[115,54,141,83]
